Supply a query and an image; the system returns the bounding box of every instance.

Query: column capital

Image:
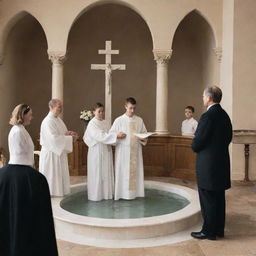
[153,49,172,64]
[213,47,222,63]
[48,51,67,64]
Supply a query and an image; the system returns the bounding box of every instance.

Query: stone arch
[171,9,218,49]
[0,10,51,145]
[64,2,155,134]
[0,11,48,61]
[66,0,155,51]
[168,8,219,133]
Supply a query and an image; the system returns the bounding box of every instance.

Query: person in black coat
[0,165,59,256]
[191,86,232,240]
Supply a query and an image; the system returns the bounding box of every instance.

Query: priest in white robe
[83,103,126,201]
[39,99,78,197]
[110,97,147,200]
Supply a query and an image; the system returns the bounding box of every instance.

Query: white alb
[8,125,34,167]
[39,112,73,196]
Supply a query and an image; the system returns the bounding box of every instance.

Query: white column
[48,51,66,102]
[153,49,172,134]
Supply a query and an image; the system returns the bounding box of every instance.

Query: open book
[134,132,156,139]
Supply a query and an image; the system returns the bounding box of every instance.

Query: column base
[155,130,170,135]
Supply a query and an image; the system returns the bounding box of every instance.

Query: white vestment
[110,114,147,200]
[8,125,34,167]
[39,112,73,196]
[181,117,198,136]
[83,117,117,201]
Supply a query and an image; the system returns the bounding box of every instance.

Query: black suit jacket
[192,104,232,191]
[0,165,58,256]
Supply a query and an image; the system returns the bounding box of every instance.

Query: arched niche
[0,12,51,148]
[65,3,155,135]
[168,10,218,134]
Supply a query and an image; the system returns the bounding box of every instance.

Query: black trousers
[198,187,226,237]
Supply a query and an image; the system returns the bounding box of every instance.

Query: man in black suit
[191,86,232,240]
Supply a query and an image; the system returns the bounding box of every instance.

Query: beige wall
[169,11,218,134]
[0,37,16,151]
[0,0,223,54]
[221,0,234,117]
[231,0,256,180]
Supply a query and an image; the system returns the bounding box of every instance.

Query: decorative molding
[213,47,222,63]
[48,51,67,64]
[153,49,172,64]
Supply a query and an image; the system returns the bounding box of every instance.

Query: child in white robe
[181,106,198,136]
[83,103,126,201]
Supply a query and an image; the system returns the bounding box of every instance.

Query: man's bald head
[49,99,62,108]
[204,86,222,103]
[49,99,63,117]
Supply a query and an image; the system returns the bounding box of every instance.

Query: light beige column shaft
[153,49,172,134]
[48,51,66,102]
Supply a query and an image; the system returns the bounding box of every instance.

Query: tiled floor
[57,177,256,256]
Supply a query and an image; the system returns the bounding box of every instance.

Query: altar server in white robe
[181,106,198,136]
[39,99,78,197]
[83,103,126,201]
[110,97,147,200]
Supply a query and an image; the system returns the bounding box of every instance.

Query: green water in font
[60,189,190,219]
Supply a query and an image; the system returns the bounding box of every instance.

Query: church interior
[0,0,256,255]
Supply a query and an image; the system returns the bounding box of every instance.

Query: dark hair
[93,102,104,111]
[204,86,222,103]
[9,104,31,126]
[185,106,195,113]
[125,97,136,105]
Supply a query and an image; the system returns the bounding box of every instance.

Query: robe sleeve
[139,120,148,146]
[193,120,198,133]
[83,122,117,147]
[43,119,73,156]
[11,130,30,155]
[9,131,33,157]
[181,120,185,135]
[109,118,119,133]
[109,118,122,145]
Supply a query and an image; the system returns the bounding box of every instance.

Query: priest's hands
[65,131,77,136]
[65,131,79,142]
[117,132,126,139]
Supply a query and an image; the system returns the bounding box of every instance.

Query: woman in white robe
[83,103,126,201]
[8,112,34,167]
[0,104,58,256]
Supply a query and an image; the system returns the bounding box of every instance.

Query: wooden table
[68,135,196,181]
